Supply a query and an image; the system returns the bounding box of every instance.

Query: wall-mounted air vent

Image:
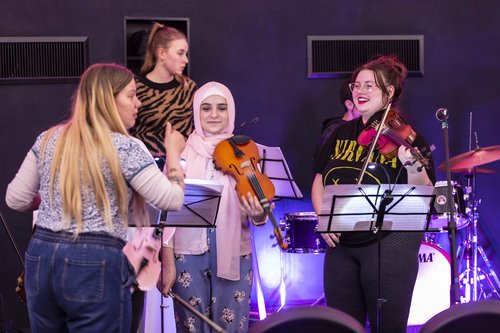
[0,37,89,84]
[307,35,424,78]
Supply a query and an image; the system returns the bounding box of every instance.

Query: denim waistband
[33,227,126,250]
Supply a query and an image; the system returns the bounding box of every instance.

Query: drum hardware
[456,187,500,303]
[430,180,469,231]
[438,132,500,303]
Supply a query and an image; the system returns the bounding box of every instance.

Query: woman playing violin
[158,81,269,333]
[311,55,436,333]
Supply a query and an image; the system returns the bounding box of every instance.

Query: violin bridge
[240,161,251,169]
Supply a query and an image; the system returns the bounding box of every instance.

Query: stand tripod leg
[477,245,500,298]
[457,238,473,304]
[456,241,466,272]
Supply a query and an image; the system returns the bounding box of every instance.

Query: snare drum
[430,180,469,231]
[408,242,451,326]
[283,212,326,253]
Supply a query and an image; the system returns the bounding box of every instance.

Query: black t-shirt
[314,111,436,246]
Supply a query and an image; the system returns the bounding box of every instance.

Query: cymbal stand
[457,171,500,302]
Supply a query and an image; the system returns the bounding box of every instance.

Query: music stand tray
[161,178,223,228]
[317,184,436,233]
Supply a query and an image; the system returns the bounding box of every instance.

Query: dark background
[1,0,500,330]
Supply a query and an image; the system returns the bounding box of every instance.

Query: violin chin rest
[231,135,251,145]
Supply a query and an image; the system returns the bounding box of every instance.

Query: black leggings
[323,232,424,333]
[130,290,145,333]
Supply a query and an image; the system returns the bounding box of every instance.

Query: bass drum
[408,242,451,326]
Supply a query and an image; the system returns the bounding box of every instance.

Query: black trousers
[130,290,145,333]
[323,232,424,333]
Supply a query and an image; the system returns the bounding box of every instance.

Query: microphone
[436,108,449,122]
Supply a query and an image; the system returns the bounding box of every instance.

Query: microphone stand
[436,108,461,305]
[238,116,259,135]
[0,210,25,268]
[356,102,391,333]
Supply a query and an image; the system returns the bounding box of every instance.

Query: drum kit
[408,144,500,325]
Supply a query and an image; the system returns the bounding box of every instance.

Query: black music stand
[316,184,436,233]
[139,178,223,333]
[159,178,223,228]
[316,184,436,333]
[254,144,304,313]
[257,144,303,199]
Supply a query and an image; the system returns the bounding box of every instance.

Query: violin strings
[382,128,428,167]
[242,158,268,205]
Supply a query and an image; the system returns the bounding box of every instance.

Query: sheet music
[317,184,435,232]
[184,178,223,195]
[256,143,303,198]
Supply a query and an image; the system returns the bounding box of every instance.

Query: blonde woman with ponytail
[6,63,186,333]
[128,22,196,332]
[130,22,197,159]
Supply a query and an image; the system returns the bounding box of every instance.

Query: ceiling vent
[307,35,424,78]
[0,36,89,84]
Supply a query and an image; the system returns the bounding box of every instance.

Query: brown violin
[213,135,288,251]
[357,110,432,170]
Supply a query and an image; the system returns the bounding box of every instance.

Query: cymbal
[438,145,500,171]
[448,167,498,174]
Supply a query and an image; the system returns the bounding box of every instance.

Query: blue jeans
[25,227,134,333]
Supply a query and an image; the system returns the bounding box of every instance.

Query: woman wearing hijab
[158,81,268,333]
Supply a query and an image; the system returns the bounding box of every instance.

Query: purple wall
[1,0,499,329]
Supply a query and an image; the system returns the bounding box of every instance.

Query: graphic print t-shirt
[314,112,436,246]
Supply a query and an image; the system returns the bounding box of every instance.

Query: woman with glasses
[311,55,436,333]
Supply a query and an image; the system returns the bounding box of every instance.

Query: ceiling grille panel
[0,37,88,84]
[307,35,424,78]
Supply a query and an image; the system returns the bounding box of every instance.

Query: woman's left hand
[398,146,422,174]
[239,192,267,221]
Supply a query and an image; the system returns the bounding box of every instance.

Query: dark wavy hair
[350,55,408,104]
